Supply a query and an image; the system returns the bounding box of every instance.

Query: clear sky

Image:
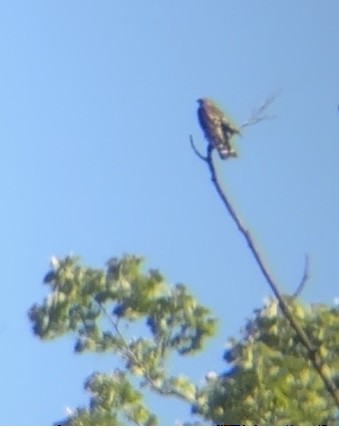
[1,0,338,424]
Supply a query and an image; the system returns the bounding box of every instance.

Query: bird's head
[197,97,209,106]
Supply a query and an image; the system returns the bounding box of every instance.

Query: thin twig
[240,94,278,129]
[292,255,310,299]
[190,136,339,408]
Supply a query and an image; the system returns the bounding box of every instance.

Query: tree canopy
[29,254,339,425]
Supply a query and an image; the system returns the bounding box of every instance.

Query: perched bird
[197,98,240,159]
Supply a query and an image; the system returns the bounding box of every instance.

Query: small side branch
[292,255,310,299]
[189,135,208,162]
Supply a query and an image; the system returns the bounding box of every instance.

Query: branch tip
[189,135,208,162]
[292,254,310,299]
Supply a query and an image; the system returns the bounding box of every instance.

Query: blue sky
[1,0,338,424]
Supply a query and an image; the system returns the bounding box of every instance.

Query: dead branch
[292,254,310,299]
[189,135,208,161]
[240,93,278,129]
[189,135,339,408]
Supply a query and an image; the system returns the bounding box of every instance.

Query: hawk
[197,98,240,159]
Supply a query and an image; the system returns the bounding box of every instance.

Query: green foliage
[194,298,339,425]
[56,371,158,426]
[29,254,216,425]
[29,256,339,425]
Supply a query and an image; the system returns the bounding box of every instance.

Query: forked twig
[189,135,339,408]
[240,94,278,129]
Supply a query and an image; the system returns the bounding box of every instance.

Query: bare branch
[240,93,279,129]
[189,135,208,162]
[191,138,339,408]
[292,255,310,299]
